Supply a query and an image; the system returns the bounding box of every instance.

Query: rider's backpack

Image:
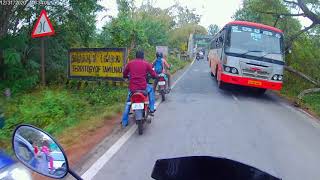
[154,57,163,74]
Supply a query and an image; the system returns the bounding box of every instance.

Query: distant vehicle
[51,151,66,170]
[0,150,32,180]
[196,51,204,60]
[155,73,169,102]
[50,151,67,176]
[208,21,284,94]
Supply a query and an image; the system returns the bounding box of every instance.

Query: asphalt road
[90,58,320,180]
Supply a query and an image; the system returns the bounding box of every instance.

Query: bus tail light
[272,74,283,81]
[224,66,239,74]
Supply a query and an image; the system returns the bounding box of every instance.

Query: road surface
[86,58,320,180]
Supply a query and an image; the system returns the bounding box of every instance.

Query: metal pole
[41,38,45,86]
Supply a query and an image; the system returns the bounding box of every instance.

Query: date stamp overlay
[0,0,48,6]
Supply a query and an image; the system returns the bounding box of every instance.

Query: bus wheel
[254,88,266,95]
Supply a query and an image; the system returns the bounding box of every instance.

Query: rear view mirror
[12,125,69,179]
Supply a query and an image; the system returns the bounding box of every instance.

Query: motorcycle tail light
[159,77,165,81]
[131,93,146,103]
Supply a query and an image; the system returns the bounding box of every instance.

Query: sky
[96,0,312,30]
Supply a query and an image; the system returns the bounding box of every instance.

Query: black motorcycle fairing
[151,156,280,180]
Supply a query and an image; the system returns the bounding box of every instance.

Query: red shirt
[123,59,157,91]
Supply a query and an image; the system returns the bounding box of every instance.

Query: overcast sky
[96,0,312,30]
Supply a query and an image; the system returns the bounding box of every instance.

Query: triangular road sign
[31,10,55,38]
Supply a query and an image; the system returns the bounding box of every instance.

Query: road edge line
[81,59,195,179]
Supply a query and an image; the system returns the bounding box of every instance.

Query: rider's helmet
[156,52,163,58]
[136,50,144,59]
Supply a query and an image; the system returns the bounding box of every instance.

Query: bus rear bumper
[220,73,282,91]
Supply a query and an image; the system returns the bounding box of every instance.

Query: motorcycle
[156,73,168,102]
[130,91,151,135]
[12,125,281,180]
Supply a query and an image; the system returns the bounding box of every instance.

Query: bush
[0,83,127,152]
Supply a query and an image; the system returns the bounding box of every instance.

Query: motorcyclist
[122,50,157,127]
[153,52,171,93]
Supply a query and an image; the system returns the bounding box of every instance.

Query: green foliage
[208,24,219,36]
[168,23,207,50]
[233,0,301,40]
[167,56,190,74]
[169,4,201,27]
[0,0,102,93]
[0,84,127,151]
[303,93,320,117]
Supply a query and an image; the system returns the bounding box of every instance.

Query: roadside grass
[167,55,191,74]
[281,71,320,118]
[0,84,127,153]
[302,93,320,117]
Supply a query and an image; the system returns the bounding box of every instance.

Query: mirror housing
[12,124,69,179]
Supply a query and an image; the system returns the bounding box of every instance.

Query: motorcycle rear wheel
[161,92,165,102]
[137,120,143,135]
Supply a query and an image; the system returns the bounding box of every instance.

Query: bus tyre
[255,88,266,95]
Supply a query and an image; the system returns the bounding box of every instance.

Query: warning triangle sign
[31,10,55,38]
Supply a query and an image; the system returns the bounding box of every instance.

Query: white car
[50,151,66,170]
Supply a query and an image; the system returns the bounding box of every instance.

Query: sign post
[31,9,55,86]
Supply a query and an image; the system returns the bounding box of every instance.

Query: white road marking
[232,94,239,102]
[299,109,316,119]
[81,125,137,180]
[81,59,195,179]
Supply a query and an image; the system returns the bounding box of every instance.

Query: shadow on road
[219,83,278,102]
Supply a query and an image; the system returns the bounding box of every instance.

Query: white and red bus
[208,21,284,94]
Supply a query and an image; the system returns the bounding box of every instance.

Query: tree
[244,0,320,48]
[168,23,207,51]
[0,0,103,91]
[168,4,202,27]
[208,24,219,36]
[233,0,305,48]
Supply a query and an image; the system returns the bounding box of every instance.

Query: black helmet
[156,52,163,58]
[136,50,144,59]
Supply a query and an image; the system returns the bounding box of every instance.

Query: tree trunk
[284,65,319,86]
[298,88,320,99]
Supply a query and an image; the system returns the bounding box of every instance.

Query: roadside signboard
[68,48,127,81]
[156,46,168,56]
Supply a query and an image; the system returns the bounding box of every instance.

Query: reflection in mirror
[13,125,68,179]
